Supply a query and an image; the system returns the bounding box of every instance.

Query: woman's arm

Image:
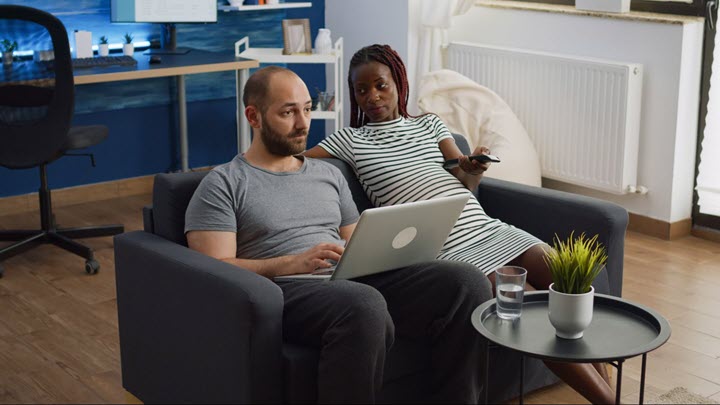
[438,138,492,191]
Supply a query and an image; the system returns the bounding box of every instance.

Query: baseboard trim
[691,225,720,243]
[628,213,692,240]
[0,175,155,217]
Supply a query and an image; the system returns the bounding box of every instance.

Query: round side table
[472,291,671,404]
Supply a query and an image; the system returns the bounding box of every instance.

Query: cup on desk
[495,266,527,320]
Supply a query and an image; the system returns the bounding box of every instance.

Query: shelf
[237,47,337,64]
[312,110,338,120]
[219,2,312,12]
[235,36,344,136]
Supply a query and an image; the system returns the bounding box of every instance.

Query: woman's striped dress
[318,114,542,275]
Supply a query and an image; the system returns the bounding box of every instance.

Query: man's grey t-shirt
[185,155,359,260]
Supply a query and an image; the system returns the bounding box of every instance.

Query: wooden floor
[1,194,720,404]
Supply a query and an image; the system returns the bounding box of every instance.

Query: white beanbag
[417,69,542,187]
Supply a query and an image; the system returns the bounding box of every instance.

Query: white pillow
[417,69,542,187]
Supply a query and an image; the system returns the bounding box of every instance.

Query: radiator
[447,42,643,194]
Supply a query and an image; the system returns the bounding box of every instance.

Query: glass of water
[495,266,527,320]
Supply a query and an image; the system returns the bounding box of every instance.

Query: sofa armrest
[477,178,628,297]
[114,231,284,404]
[142,205,153,233]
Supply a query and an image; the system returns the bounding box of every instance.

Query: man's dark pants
[280,260,493,404]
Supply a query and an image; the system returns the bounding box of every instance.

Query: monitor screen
[111,0,218,24]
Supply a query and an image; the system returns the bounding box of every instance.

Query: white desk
[74,50,259,171]
[2,50,259,172]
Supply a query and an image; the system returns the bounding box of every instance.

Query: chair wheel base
[85,259,100,275]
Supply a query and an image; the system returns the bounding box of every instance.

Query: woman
[305,44,615,404]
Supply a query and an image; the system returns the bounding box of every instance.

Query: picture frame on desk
[282,18,311,55]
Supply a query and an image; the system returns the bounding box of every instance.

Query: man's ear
[245,105,262,129]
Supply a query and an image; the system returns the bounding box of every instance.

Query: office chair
[0,5,124,278]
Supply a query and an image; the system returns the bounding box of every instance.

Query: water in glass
[494,265,527,320]
[496,283,524,319]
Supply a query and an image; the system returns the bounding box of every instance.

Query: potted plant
[122,33,134,57]
[1,38,18,66]
[545,232,607,339]
[98,36,110,57]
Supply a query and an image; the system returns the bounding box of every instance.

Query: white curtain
[410,0,474,114]
[696,27,720,216]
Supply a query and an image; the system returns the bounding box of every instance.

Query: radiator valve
[626,185,649,195]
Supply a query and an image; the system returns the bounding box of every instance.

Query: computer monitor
[110,0,217,55]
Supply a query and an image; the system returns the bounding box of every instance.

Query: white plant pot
[123,43,134,57]
[99,44,110,57]
[2,51,13,66]
[548,284,594,339]
[575,0,629,13]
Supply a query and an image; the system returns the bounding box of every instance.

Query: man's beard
[260,117,308,156]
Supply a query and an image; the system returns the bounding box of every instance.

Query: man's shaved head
[242,66,300,113]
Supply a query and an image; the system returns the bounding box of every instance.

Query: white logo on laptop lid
[392,227,417,249]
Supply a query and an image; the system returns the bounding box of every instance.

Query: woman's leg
[543,361,614,404]
[593,362,611,386]
[488,249,615,404]
[507,243,553,290]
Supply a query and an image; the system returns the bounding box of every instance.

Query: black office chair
[0,5,124,278]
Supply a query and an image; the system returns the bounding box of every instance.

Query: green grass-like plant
[544,232,607,294]
[123,33,134,44]
[1,38,18,53]
[99,36,109,45]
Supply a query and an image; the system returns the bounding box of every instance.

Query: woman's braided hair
[348,44,413,128]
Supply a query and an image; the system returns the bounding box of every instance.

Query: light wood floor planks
[1,194,719,404]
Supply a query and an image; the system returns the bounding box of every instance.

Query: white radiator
[447,42,643,194]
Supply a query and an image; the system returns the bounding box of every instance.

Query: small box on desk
[74,30,93,59]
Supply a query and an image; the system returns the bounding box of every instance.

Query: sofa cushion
[152,171,209,246]
[319,157,374,213]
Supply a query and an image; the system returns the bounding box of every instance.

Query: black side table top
[471,291,671,363]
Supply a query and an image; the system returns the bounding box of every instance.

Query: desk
[1,50,259,172]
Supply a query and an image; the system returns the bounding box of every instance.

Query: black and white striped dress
[318,114,542,275]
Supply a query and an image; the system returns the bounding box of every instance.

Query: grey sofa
[114,135,628,404]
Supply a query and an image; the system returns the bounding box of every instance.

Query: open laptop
[273,194,470,282]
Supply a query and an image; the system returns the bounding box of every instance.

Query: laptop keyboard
[312,267,336,275]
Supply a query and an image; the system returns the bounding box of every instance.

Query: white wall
[448,6,704,223]
[325,0,411,128]
[325,0,426,128]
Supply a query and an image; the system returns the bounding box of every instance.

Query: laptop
[273,194,470,282]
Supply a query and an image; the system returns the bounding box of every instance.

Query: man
[185,66,492,403]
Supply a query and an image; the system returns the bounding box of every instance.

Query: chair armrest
[477,178,628,297]
[114,231,284,404]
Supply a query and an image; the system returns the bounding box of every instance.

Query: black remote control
[443,154,501,169]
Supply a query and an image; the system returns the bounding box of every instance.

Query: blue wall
[0,0,327,198]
